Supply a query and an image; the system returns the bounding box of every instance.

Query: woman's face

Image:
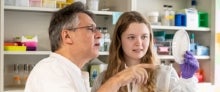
[121,22,150,63]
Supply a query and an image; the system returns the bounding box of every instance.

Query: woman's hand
[114,64,156,86]
[97,64,156,92]
[180,51,199,79]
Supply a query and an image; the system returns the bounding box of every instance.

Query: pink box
[24,42,37,51]
[29,0,42,7]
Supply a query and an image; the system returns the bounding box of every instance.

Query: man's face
[70,13,102,60]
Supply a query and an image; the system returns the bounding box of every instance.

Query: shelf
[99,52,109,55]
[4,89,24,92]
[4,51,51,55]
[158,55,210,60]
[4,82,212,92]
[4,51,210,59]
[4,6,58,12]
[4,6,115,16]
[88,10,114,16]
[151,25,210,31]
[4,51,109,55]
[4,86,24,92]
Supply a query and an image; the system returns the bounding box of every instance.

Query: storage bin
[154,31,166,42]
[42,0,56,8]
[155,41,172,55]
[87,0,99,11]
[5,0,16,6]
[197,45,209,56]
[147,11,160,25]
[175,13,186,26]
[16,0,29,7]
[29,0,42,7]
[4,46,26,51]
[66,0,74,3]
[198,12,208,27]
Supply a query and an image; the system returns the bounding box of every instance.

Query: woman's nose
[135,37,142,46]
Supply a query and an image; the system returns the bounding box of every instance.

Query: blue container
[175,13,186,26]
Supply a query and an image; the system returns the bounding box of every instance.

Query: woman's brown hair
[102,11,158,92]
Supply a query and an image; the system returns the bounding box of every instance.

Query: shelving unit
[1,3,117,92]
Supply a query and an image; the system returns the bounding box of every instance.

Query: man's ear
[61,30,74,44]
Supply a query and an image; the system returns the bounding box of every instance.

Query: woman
[92,11,199,92]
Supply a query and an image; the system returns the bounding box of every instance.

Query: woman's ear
[61,30,74,44]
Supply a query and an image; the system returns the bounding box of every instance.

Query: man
[25,2,154,92]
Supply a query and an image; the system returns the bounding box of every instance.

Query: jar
[87,0,99,11]
[147,12,159,25]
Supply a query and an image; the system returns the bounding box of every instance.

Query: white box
[16,0,29,7]
[185,8,198,28]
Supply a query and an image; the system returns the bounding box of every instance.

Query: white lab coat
[91,64,198,92]
[24,53,90,92]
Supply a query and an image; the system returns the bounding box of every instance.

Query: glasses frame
[67,25,101,33]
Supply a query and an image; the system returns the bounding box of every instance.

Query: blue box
[175,13,186,26]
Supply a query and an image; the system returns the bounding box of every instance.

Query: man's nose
[95,30,102,39]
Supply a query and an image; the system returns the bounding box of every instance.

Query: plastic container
[42,0,56,8]
[4,46,26,51]
[161,5,170,26]
[175,13,186,26]
[197,45,209,56]
[5,0,16,6]
[198,12,208,27]
[154,31,166,42]
[29,0,42,7]
[16,0,29,7]
[147,11,159,25]
[87,0,99,11]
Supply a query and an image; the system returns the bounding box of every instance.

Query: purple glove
[180,51,199,79]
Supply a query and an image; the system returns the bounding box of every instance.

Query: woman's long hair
[102,11,158,92]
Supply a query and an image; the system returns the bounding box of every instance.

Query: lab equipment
[172,30,190,64]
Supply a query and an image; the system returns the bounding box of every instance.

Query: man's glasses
[68,25,101,33]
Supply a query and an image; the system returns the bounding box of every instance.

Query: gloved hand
[180,51,199,79]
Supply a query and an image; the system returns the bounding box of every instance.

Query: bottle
[190,33,195,43]
[191,0,197,9]
[185,0,198,28]
[168,5,175,26]
[190,33,196,55]
[161,5,170,26]
[99,27,105,52]
[22,64,29,85]
[13,64,21,86]
[103,27,110,51]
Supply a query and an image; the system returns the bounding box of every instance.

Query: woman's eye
[142,35,148,40]
[128,36,135,39]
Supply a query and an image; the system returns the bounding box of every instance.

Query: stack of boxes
[4,35,38,51]
[5,0,74,8]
